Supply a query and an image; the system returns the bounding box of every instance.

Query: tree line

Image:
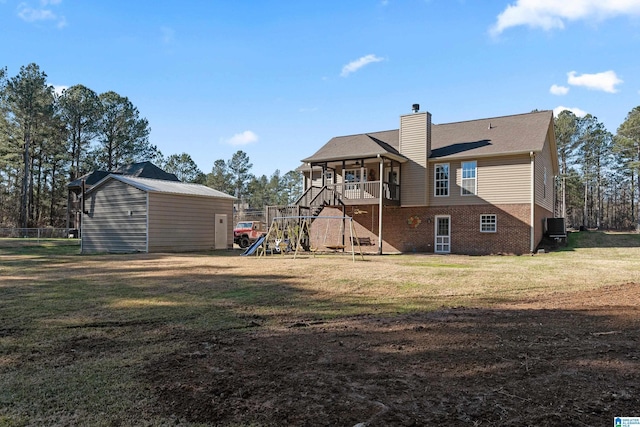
[555,107,640,230]
[11,61,636,232]
[162,149,303,210]
[0,63,302,229]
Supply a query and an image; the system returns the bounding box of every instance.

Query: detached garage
[81,174,235,254]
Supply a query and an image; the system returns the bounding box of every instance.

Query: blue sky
[2,0,640,177]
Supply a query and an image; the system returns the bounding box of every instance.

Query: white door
[435,215,450,253]
[215,214,228,249]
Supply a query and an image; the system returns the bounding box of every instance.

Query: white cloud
[553,106,588,118]
[567,70,623,93]
[52,84,68,96]
[18,4,55,21]
[223,130,259,146]
[17,0,66,28]
[490,0,640,36]
[340,54,384,77]
[550,84,569,95]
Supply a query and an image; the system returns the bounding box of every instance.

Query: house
[81,174,235,254]
[296,107,559,255]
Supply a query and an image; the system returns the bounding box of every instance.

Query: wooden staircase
[295,185,345,220]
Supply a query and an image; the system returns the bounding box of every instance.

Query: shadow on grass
[142,303,640,427]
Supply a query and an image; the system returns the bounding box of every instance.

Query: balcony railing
[296,181,400,208]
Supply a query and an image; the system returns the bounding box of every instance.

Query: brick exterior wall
[311,204,534,255]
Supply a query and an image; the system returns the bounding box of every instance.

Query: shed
[81,174,236,254]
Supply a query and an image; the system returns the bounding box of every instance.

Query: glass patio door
[435,215,450,253]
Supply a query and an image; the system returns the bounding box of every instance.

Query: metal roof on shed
[88,174,236,199]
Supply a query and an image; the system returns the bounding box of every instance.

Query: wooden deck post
[378,156,384,255]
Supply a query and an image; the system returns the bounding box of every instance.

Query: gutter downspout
[530,151,535,253]
[378,155,384,255]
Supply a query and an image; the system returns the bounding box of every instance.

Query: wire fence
[0,228,75,239]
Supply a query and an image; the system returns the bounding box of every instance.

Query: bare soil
[143,283,640,426]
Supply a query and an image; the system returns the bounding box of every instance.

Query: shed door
[215,214,228,249]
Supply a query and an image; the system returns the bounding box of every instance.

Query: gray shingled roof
[113,162,180,181]
[301,129,403,163]
[88,174,236,199]
[67,161,179,189]
[430,110,553,159]
[301,110,554,163]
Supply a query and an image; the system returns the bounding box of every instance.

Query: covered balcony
[296,180,400,208]
[297,129,408,209]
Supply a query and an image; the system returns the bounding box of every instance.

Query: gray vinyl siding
[399,112,429,206]
[429,155,531,206]
[82,180,147,253]
[148,193,234,251]
[535,137,555,212]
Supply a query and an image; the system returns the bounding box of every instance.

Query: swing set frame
[257,215,365,261]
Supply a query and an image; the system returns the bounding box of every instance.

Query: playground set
[241,215,365,261]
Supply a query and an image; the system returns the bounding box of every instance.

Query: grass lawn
[1,231,639,425]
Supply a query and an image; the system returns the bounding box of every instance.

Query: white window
[480,214,497,233]
[461,161,477,196]
[543,166,547,199]
[434,163,449,197]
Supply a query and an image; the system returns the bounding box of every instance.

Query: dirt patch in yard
[143,283,640,426]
